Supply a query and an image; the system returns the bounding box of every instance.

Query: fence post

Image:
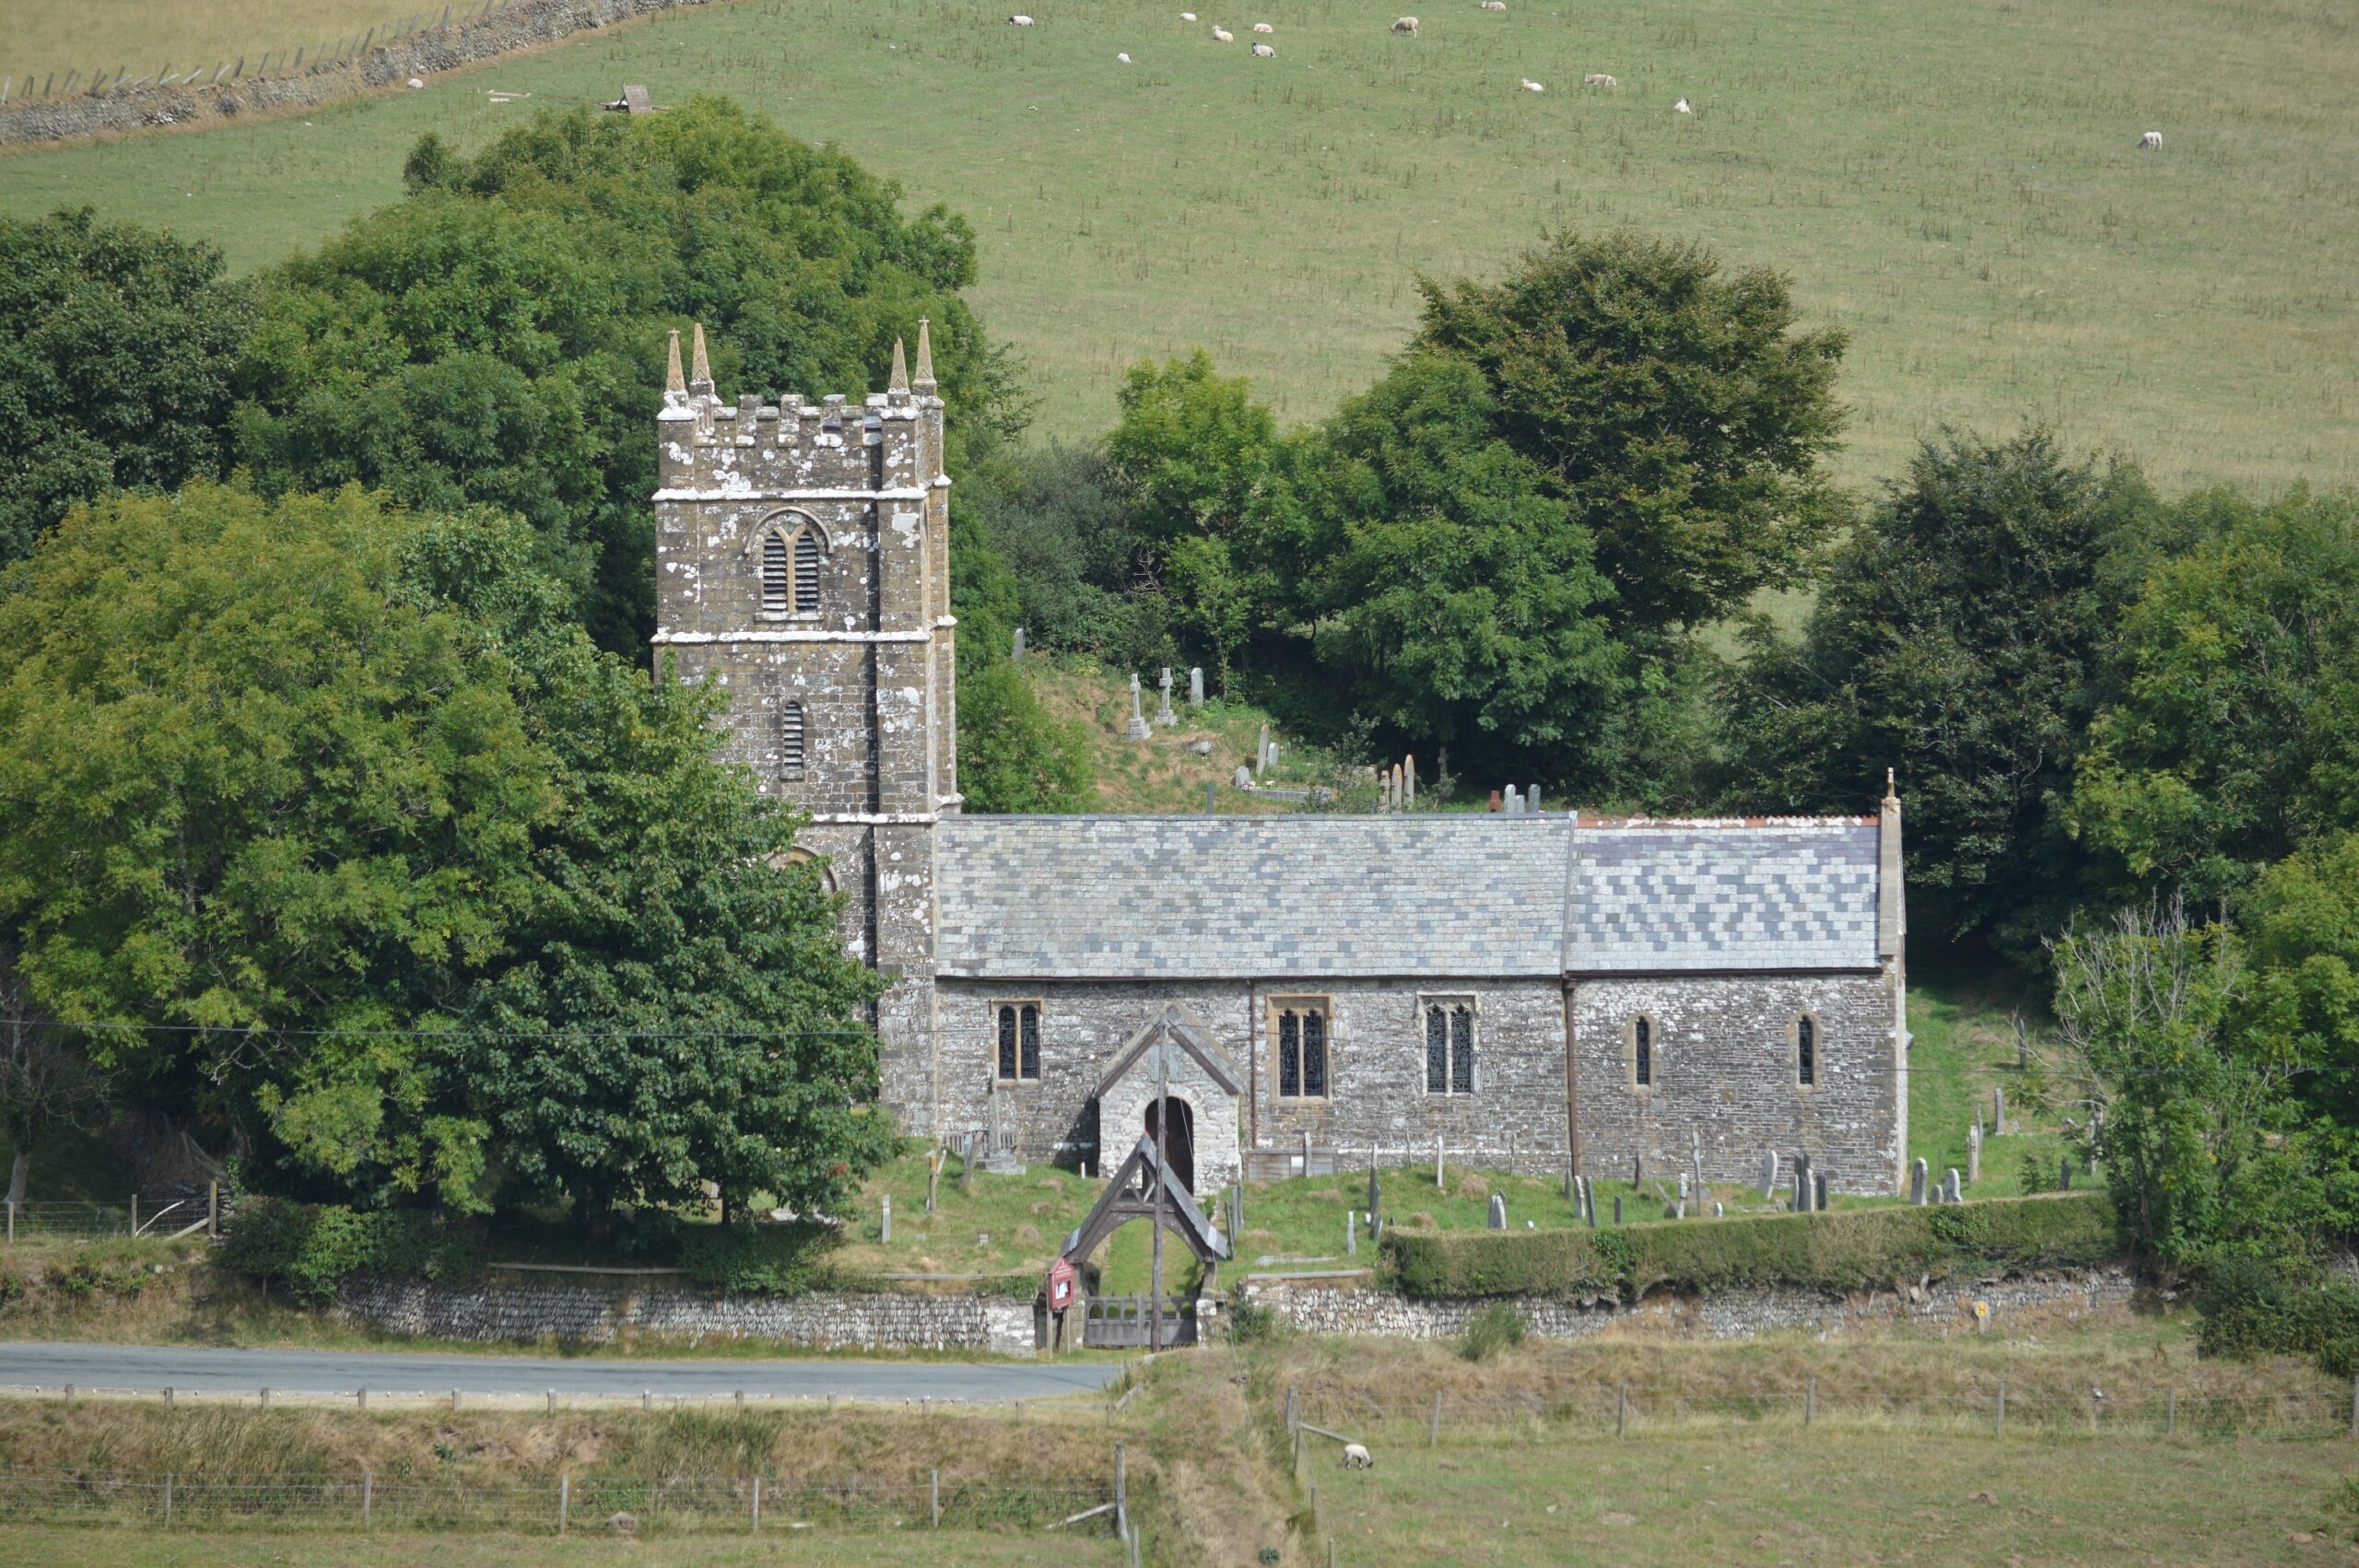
[1616,1383,1627,1439]
[164,1387,174,1410]
[1995,1378,2005,1436]
[932,1467,941,1527]
[6,1199,14,1243]
[1429,1390,1442,1447]
[363,1471,373,1528]
[163,1472,173,1529]
[2166,1387,2176,1436]
[546,1389,556,1413]
[358,1387,367,1411]
[558,1474,569,1535]
[131,1192,138,1237]
[259,1387,269,1410]
[452,1388,461,1412]
[1804,1377,1814,1429]
[1114,1440,1128,1540]
[207,1181,218,1238]
[751,1474,760,1534]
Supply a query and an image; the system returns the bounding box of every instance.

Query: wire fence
[0,1464,1112,1535]
[3,1197,217,1243]
[1286,1377,2359,1444]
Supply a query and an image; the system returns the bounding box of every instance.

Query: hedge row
[218,1199,486,1305]
[1379,1191,2122,1301]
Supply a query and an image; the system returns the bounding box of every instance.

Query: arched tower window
[1634,1016,1653,1088]
[1797,1015,1817,1086]
[779,701,805,779]
[753,515,827,619]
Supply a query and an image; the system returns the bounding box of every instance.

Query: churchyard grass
[2,0,2353,494]
[0,1531,1115,1566]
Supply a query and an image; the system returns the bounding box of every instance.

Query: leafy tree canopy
[0,207,252,568]
[0,484,886,1215]
[1413,230,1849,633]
[1724,428,2156,954]
[234,99,1025,655]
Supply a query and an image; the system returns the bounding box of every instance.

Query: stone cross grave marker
[1125,673,1152,740]
[1487,1193,1507,1230]
[1759,1150,1779,1198]
[1909,1157,1928,1205]
[1156,668,1178,725]
[1189,667,1204,707]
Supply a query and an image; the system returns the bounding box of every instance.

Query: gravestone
[1671,1199,1685,1221]
[1234,765,1253,789]
[1155,667,1178,725]
[1631,1150,1644,1188]
[1677,1172,1691,1202]
[1813,1171,1829,1211]
[1993,1086,2006,1137]
[1189,667,1203,707]
[1487,1193,1507,1230]
[1712,1201,1724,1218]
[1125,673,1152,740]
[1613,1194,1624,1225]
[1265,741,1278,770]
[1909,1157,1929,1205]
[881,1194,892,1243]
[1942,1167,1962,1204]
[1503,785,1522,814]
[1759,1151,1779,1198]
[1011,626,1025,661]
[1403,755,1416,806]
[1529,784,1543,813]
[1345,1210,1356,1256]
[1792,1153,1812,1212]
[1367,1160,1381,1220]
[980,1078,1026,1174]
[2060,1157,2072,1190]
[1966,1121,1981,1184]
[1255,725,1270,774]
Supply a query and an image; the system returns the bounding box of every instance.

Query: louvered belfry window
[760,532,791,614]
[780,701,805,778]
[794,529,821,612]
[757,519,823,616]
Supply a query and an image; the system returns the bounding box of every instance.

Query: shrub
[677,1223,838,1295]
[2196,1255,2359,1375]
[1226,1298,1279,1344]
[219,1198,484,1305]
[1458,1302,1525,1362]
[1382,1191,2120,1300]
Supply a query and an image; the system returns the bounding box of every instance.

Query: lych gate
[1057,1132,1232,1348]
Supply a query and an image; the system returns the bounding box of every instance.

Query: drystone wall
[1238,1265,2135,1341]
[0,0,721,148]
[338,1275,1035,1356]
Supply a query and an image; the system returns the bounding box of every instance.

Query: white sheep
[1212,25,1234,41]
[2140,130,2163,149]
[1252,41,1275,55]
[1582,72,1616,86]
[1391,15,1419,32]
[1007,13,1035,24]
[1252,21,1273,32]
[1343,1443,1374,1469]
[1118,51,1132,61]
[1674,97,1691,112]
[1519,77,1543,92]
[1480,2,1507,10]
[1180,9,1196,18]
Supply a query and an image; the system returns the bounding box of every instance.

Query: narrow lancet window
[1798,1016,1816,1086]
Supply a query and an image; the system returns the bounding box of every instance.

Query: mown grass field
[1,0,2353,491]
[0,0,493,89]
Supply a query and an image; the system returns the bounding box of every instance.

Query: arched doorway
[1143,1096,1196,1195]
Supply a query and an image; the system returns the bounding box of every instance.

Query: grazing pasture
[0,0,2353,489]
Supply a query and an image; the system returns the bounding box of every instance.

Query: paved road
[0,1342,1120,1402]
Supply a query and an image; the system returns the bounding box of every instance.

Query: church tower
[650,323,957,1131]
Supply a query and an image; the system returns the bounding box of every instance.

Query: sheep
[1180,9,1196,18]
[1118,51,1132,61]
[1480,2,1506,10]
[1343,1443,1375,1469]
[1673,97,1691,112]
[1252,21,1273,31]
[1212,25,1234,41]
[1252,41,1275,55]
[2139,130,2163,149]
[1519,77,1543,92]
[1007,13,1034,23]
[1581,72,1616,86]
[1391,15,1419,32]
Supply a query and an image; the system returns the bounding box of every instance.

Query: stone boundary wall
[0,0,723,150]
[338,1275,1037,1356]
[1238,1265,2137,1341]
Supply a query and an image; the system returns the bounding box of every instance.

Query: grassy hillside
[1,0,476,85]
[3,0,2353,493]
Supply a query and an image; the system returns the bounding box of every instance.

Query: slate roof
[935,813,1887,979]
[1565,820,1882,972]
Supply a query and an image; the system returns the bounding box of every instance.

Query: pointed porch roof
[1061,1134,1231,1265]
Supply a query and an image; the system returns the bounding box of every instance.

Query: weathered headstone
[980,1078,1026,1174]
[1712,1201,1724,1218]
[1367,1160,1381,1220]
[2060,1157,2072,1190]
[1345,1209,1356,1256]
[1813,1171,1829,1211]
[1234,765,1253,789]
[1265,741,1279,770]
[1966,1121,1982,1185]
[1011,626,1026,661]
[881,1194,892,1243]
[1993,1086,2006,1137]
[1155,667,1178,726]
[1125,673,1152,740]
[1631,1150,1643,1188]
[1939,1167,1958,1204]
[1503,784,1522,814]
[1759,1150,1779,1199]
[1677,1171,1691,1202]
[1671,1199,1686,1221]
[1793,1153,1813,1212]
[1612,1194,1624,1225]
[1487,1193,1507,1230]
[1255,725,1269,773]
[1909,1157,1929,1205]
[1188,667,1204,707]
[1584,1179,1599,1227]
[1529,784,1543,813]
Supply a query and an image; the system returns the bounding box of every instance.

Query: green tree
[235,99,1020,655]
[0,484,889,1216]
[2071,488,2359,908]
[956,660,1098,814]
[2246,830,2359,1129]
[1413,230,1848,633]
[0,208,252,568]
[1724,429,2155,954]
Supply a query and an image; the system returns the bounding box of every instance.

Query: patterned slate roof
[935,813,1888,979]
[936,816,1573,979]
[1565,821,1882,971]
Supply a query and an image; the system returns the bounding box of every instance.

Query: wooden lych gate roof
[1060,1134,1231,1266]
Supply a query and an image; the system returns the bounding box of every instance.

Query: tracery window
[1273,998,1331,1098]
[1424,1000,1475,1094]
[994,1002,1041,1082]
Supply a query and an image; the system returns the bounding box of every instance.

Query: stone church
[651,327,1909,1199]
